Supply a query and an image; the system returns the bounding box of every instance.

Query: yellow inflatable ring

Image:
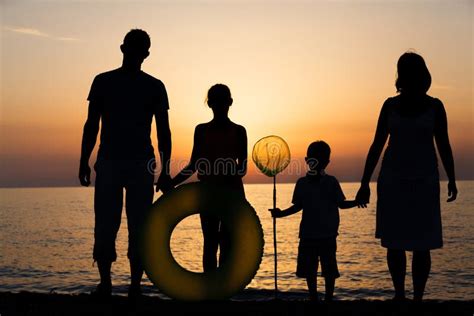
[141,182,264,301]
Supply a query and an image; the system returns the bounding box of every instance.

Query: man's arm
[79,100,101,186]
[155,110,172,192]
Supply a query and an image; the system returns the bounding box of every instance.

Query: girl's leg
[412,250,431,301]
[387,248,406,299]
[306,276,318,300]
[218,221,230,267]
[324,277,335,301]
[200,214,220,272]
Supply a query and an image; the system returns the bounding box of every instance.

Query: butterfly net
[252,136,291,177]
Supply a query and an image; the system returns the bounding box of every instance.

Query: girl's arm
[237,126,248,177]
[356,100,390,203]
[171,126,202,186]
[269,204,302,218]
[434,99,457,202]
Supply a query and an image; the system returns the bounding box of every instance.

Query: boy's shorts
[296,237,340,279]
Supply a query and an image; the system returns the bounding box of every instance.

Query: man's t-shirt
[88,68,169,160]
[292,174,346,239]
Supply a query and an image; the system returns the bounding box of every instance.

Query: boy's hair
[307,141,331,161]
[123,29,151,52]
[206,84,232,108]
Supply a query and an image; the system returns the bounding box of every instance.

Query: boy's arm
[269,204,302,218]
[334,177,366,209]
[339,200,360,209]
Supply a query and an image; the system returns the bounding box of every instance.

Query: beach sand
[1,292,473,316]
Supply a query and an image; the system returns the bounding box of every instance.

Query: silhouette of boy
[79,29,172,297]
[270,141,364,301]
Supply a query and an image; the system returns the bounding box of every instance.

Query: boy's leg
[93,161,124,294]
[297,239,319,300]
[320,238,340,302]
[412,250,431,302]
[324,277,335,301]
[125,160,155,292]
[387,248,406,300]
[306,275,318,300]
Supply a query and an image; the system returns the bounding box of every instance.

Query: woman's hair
[206,84,232,107]
[395,52,431,94]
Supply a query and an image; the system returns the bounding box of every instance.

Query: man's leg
[93,161,124,295]
[125,161,155,293]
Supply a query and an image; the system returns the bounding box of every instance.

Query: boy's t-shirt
[292,174,346,239]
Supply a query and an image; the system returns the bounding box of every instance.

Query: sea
[1,182,473,301]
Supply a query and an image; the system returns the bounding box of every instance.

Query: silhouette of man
[79,29,172,297]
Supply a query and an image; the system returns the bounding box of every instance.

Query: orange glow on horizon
[1,1,472,186]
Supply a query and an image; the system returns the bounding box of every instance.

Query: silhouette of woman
[356,52,457,301]
[171,84,247,272]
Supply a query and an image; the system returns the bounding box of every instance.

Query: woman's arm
[434,99,457,202]
[171,126,202,186]
[356,100,390,203]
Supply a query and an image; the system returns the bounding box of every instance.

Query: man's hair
[307,141,331,161]
[123,29,151,51]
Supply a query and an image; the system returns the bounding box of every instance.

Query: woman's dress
[376,96,443,250]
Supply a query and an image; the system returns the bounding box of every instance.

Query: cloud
[3,26,79,42]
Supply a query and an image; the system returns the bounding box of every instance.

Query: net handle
[273,175,278,298]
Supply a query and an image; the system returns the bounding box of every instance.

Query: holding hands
[78,162,91,187]
[447,181,458,202]
[155,172,174,193]
[356,183,370,208]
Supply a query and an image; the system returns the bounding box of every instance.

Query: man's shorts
[296,237,340,279]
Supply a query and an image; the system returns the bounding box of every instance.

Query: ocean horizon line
[0,179,471,189]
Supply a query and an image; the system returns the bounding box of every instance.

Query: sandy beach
[1,292,473,316]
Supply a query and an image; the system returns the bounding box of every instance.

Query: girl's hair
[395,52,431,94]
[206,84,232,107]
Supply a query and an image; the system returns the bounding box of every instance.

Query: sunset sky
[1,0,472,187]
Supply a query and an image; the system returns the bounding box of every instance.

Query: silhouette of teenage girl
[172,84,248,271]
[356,52,457,301]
